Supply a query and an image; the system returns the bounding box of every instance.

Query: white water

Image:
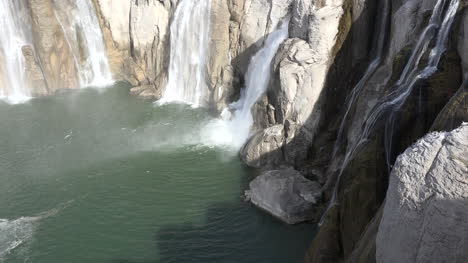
[160,0,212,107]
[0,0,33,103]
[0,202,71,260]
[320,0,459,225]
[331,0,390,159]
[201,20,289,149]
[384,0,459,168]
[54,0,113,87]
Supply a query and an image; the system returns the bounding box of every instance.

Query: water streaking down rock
[245,168,322,224]
[376,123,468,263]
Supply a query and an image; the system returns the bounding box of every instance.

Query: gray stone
[245,168,322,224]
[376,123,468,263]
[240,125,285,169]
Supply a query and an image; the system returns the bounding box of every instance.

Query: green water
[0,83,315,263]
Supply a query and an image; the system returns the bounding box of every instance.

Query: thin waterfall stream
[54,0,113,87]
[320,0,460,225]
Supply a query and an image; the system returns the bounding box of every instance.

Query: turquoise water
[0,83,315,263]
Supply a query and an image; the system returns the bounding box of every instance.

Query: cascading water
[0,0,33,103]
[202,19,289,149]
[384,0,459,168]
[320,0,460,225]
[331,0,390,159]
[160,0,212,107]
[54,0,113,87]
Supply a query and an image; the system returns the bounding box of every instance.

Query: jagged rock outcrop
[91,0,295,106]
[242,0,357,168]
[240,125,285,168]
[306,1,467,262]
[92,0,176,100]
[376,124,468,263]
[209,0,294,110]
[431,79,468,131]
[28,0,80,95]
[245,168,322,224]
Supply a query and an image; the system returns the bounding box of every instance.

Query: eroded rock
[376,124,468,263]
[29,0,80,93]
[245,168,322,224]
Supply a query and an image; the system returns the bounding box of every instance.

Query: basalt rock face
[6,0,466,262]
[21,45,48,96]
[28,0,80,95]
[205,0,295,110]
[91,0,295,106]
[91,0,176,100]
[241,0,378,169]
[376,124,468,263]
[305,2,468,262]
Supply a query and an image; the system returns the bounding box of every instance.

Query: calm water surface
[0,83,316,263]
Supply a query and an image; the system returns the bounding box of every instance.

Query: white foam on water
[199,19,290,150]
[0,201,73,261]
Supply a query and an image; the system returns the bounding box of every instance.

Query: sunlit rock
[376,124,468,263]
[245,168,322,224]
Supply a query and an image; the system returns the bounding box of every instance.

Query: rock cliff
[89,0,467,261]
[1,0,466,261]
[28,0,81,95]
[376,124,468,263]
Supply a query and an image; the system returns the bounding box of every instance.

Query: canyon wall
[90,0,468,261]
[2,0,466,261]
[0,0,114,100]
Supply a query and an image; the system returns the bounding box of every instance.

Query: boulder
[245,168,322,224]
[376,123,468,263]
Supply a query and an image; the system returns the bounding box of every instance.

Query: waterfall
[160,0,212,107]
[383,0,459,170]
[54,0,113,87]
[331,0,390,159]
[202,20,289,149]
[320,0,459,225]
[0,0,33,103]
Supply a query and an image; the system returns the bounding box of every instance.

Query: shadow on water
[115,201,317,263]
[155,203,317,263]
[106,156,317,263]
[108,160,316,263]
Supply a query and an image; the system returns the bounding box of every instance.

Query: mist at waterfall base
[0,83,315,263]
[201,20,290,150]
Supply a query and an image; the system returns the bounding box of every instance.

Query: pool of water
[0,83,316,263]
